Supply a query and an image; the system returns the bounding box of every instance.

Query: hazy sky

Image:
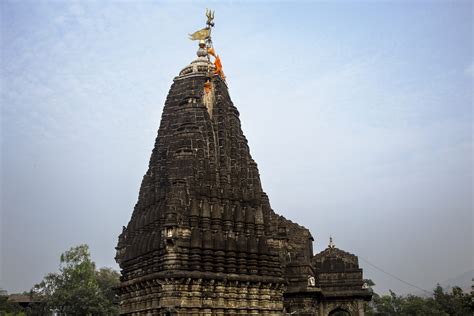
[1,1,472,296]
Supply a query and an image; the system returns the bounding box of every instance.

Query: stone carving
[115,11,371,316]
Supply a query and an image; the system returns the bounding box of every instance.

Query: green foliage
[366,282,473,316]
[32,244,120,316]
[95,267,121,315]
[0,293,45,316]
[432,284,473,316]
[0,295,23,314]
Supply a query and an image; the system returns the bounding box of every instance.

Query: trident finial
[206,9,215,27]
[189,9,215,41]
[329,236,335,248]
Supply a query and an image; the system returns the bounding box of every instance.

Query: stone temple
[115,11,371,316]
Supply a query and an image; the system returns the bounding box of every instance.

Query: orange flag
[214,55,222,70]
[207,47,216,57]
[214,55,225,79]
[204,79,211,94]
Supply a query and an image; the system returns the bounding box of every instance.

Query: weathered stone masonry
[115,45,371,316]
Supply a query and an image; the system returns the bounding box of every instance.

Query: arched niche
[329,307,351,316]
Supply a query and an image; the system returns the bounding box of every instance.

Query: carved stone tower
[115,11,371,316]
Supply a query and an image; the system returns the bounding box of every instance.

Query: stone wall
[116,54,371,315]
[116,69,315,314]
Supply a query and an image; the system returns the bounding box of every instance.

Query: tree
[96,267,121,314]
[32,244,119,315]
[401,295,446,316]
[366,281,473,315]
[433,284,472,316]
[0,294,24,315]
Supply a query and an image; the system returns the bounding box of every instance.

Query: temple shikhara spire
[115,10,371,315]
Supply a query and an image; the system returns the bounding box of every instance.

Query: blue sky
[1,1,472,295]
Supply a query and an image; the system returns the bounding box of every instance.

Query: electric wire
[358,255,432,295]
